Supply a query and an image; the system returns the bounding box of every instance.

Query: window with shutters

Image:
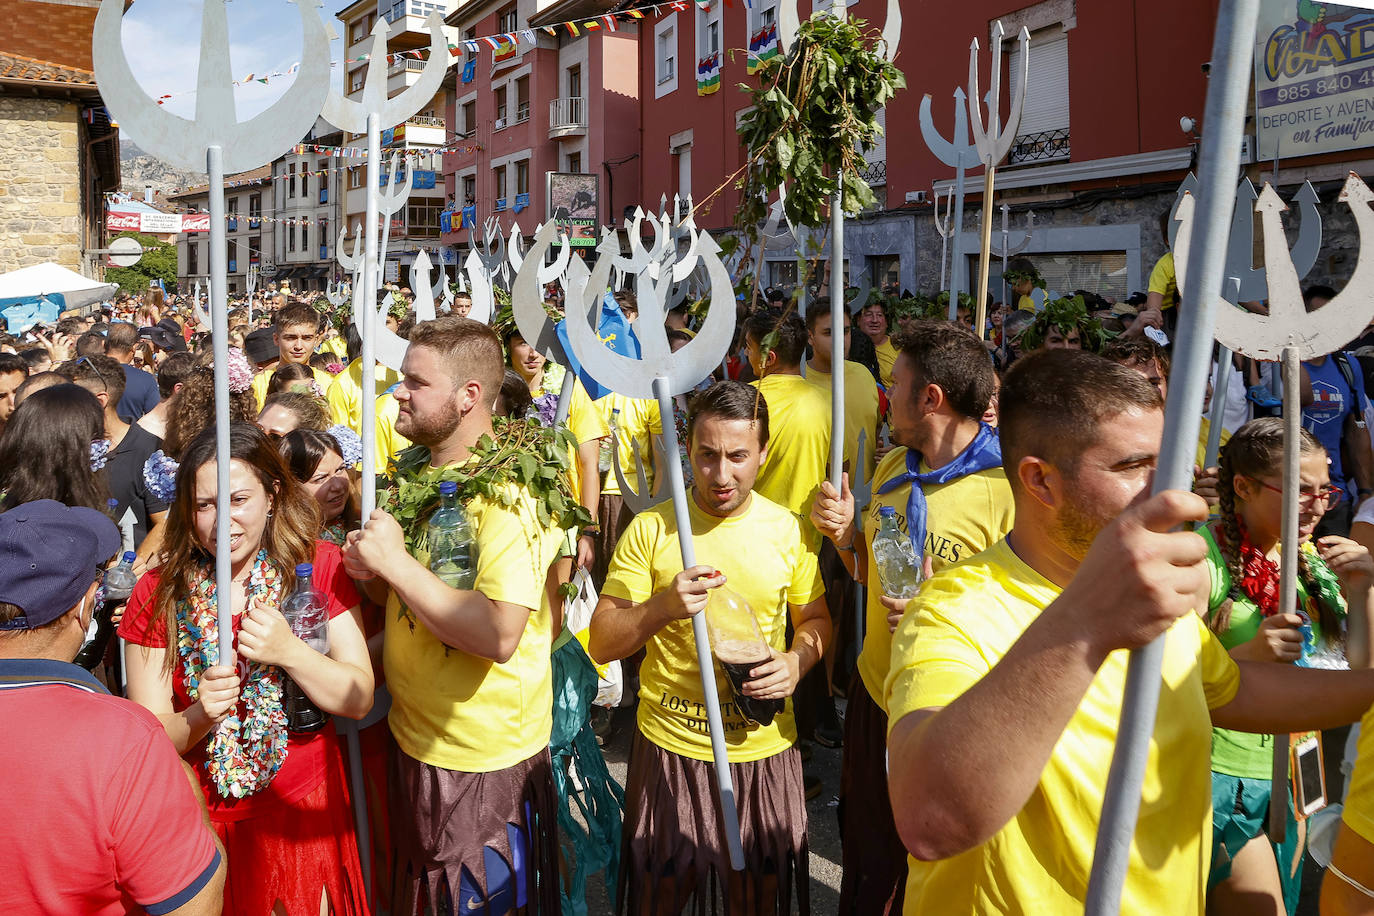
[1008,26,1070,165]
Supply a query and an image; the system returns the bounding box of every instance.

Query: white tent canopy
[0,263,117,312]
[0,263,118,333]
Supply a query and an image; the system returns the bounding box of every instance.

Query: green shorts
[1209,772,1302,914]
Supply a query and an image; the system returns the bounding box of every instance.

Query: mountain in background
[120,138,206,198]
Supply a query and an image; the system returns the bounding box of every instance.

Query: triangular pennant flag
[567,20,579,35]
[602,14,617,30]
[542,25,558,36]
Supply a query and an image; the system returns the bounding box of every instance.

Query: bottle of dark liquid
[76,551,137,671]
[280,563,330,732]
[704,584,783,727]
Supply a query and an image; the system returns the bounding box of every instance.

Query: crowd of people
[7,252,1374,916]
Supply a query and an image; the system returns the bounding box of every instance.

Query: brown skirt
[618,732,809,916]
[593,494,633,593]
[837,671,907,916]
[389,746,559,916]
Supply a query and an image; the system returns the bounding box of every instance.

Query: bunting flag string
[150,2,707,105]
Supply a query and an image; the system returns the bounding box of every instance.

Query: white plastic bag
[566,567,622,708]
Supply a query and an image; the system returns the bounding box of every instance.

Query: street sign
[107,236,143,267]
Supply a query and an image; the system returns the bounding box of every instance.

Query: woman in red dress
[120,423,375,916]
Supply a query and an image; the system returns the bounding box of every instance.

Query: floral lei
[380,415,593,622]
[1220,516,1346,624]
[177,550,289,798]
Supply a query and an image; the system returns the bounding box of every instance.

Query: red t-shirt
[0,660,220,915]
[119,541,360,822]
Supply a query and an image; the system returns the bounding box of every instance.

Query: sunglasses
[77,356,111,394]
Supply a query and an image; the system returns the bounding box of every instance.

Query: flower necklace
[176,549,289,798]
[1221,516,1281,618]
[321,520,348,547]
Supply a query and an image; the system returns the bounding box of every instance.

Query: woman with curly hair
[1203,418,1374,915]
[162,352,259,460]
[0,383,110,512]
[120,423,374,916]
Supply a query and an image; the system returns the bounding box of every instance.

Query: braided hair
[1212,417,1342,644]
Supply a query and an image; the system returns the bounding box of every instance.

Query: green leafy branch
[735,14,904,239]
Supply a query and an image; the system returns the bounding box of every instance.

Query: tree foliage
[103,231,179,294]
[735,15,904,239]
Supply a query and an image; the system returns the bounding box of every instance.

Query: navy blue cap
[0,500,121,630]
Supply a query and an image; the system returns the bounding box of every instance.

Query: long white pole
[1085,1,1260,911]
[207,144,234,664]
[652,375,745,870]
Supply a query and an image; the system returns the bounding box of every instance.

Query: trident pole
[1267,348,1301,841]
[827,0,847,492]
[208,144,234,663]
[652,375,746,870]
[360,112,381,520]
[1084,2,1259,912]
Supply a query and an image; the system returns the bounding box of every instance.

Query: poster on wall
[547,172,599,248]
[1254,0,1374,160]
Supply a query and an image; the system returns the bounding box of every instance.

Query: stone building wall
[0,94,84,273]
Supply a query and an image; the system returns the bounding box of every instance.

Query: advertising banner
[547,172,599,248]
[1255,0,1374,160]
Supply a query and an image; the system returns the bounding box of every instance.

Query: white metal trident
[969,22,1029,337]
[93,0,331,664]
[319,13,446,898]
[519,219,747,868]
[921,90,979,317]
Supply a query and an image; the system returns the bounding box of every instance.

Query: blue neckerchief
[874,424,1002,557]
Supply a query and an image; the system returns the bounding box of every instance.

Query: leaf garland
[380,415,594,582]
[1018,294,1113,353]
[736,14,905,238]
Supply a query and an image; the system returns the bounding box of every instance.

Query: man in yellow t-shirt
[594,391,662,588]
[883,349,1374,915]
[247,302,335,409]
[744,311,831,521]
[248,302,337,410]
[590,381,829,913]
[810,320,1012,915]
[858,300,899,388]
[804,299,879,482]
[373,386,409,475]
[326,355,402,431]
[343,316,564,915]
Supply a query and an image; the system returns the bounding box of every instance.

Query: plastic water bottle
[75,551,138,670]
[280,563,330,732]
[872,506,923,599]
[428,480,478,589]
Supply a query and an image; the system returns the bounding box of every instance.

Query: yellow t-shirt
[1340,701,1374,843]
[374,391,408,475]
[326,358,403,432]
[533,375,608,507]
[317,335,349,361]
[599,393,662,498]
[384,479,563,773]
[1148,251,1179,310]
[885,539,1241,915]
[750,374,832,520]
[857,446,1014,706]
[803,359,880,482]
[602,492,825,763]
[251,364,337,413]
[1195,416,1231,470]
[874,337,900,389]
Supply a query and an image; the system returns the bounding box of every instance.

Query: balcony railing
[516,101,530,123]
[858,159,887,186]
[388,58,428,77]
[549,97,587,140]
[1008,129,1071,165]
